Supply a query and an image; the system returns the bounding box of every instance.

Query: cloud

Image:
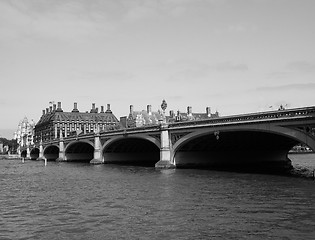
[72,70,134,82]
[0,0,116,42]
[227,23,257,33]
[165,59,249,82]
[214,62,248,72]
[0,99,6,105]
[121,0,225,21]
[255,83,315,92]
[285,61,315,73]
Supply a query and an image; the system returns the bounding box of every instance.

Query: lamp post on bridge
[155,99,175,169]
[90,125,103,165]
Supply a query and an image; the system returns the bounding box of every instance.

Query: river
[1,154,314,239]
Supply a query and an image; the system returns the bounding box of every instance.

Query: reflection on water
[0,155,314,239]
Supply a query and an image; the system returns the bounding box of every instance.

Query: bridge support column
[56,131,66,162]
[155,124,175,169]
[37,140,46,161]
[90,131,103,165]
[25,146,31,160]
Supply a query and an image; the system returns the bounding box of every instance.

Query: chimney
[169,110,174,118]
[106,104,112,113]
[206,107,211,117]
[147,105,152,115]
[49,106,53,112]
[96,107,99,113]
[46,108,49,114]
[56,102,63,112]
[130,105,134,115]
[90,103,97,113]
[72,102,79,113]
[53,104,56,111]
[187,106,192,116]
[42,110,45,115]
[100,106,104,113]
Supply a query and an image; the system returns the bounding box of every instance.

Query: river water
[1,154,315,239]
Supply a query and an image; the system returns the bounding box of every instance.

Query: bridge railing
[168,106,315,128]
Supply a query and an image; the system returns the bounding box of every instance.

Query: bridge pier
[155,124,175,169]
[56,131,66,162]
[90,132,103,165]
[36,140,46,161]
[25,146,31,160]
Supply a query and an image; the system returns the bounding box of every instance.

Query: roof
[128,110,162,125]
[36,111,119,127]
[168,112,219,122]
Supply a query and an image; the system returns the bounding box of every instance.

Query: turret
[187,106,192,116]
[130,105,134,115]
[206,107,211,117]
[147,105,152,115]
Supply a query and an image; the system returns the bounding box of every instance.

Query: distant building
[13,117,36,154]
[168,106,219,123]
[34,102,120,143]
[120,105,162,128]
[120,104,219,128]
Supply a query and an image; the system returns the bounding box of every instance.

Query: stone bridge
[21,106,315,170]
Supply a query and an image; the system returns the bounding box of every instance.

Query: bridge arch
[30,148,39,160]
[172,125,315,170]
[43,145,59,161]
[64,140,94,162]
[21,149,27,158]
[102,136,160,166]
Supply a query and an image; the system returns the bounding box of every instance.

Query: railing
[168,106,315,128]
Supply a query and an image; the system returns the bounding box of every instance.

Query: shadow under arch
[43,145,59,161]
[30,148,39,160]
[65,140,94,162]
[102,136,160,166]
[21,150,27,158]
[172,125,315,171]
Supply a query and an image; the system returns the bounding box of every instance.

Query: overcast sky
[1,0,315,139]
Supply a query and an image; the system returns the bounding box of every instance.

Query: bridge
[21,106,315,170]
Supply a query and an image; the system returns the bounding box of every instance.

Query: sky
[1,0,315,139]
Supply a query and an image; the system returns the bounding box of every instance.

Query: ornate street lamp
[161,99,167,123]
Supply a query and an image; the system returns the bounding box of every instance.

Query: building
[120,103,219,128]
[13,117,36,154]
[34,102,119,143]
[120,105,163,128]
[168,106,219,122]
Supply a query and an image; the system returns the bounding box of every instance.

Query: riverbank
[289,153,315,179]
[0,154,22,160]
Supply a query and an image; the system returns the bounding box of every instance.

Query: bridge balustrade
[168,106,315,129]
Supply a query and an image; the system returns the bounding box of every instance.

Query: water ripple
[1,158,315,239]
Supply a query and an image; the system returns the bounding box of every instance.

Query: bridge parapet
[168,106,315,129]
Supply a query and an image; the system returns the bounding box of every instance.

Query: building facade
[13,117,36,154]
[168,106,219,122]
[120,103,219,128]
[120,105,162,128]
[34,102,120,143]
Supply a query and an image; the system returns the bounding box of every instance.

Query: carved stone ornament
[161,99,167,111]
